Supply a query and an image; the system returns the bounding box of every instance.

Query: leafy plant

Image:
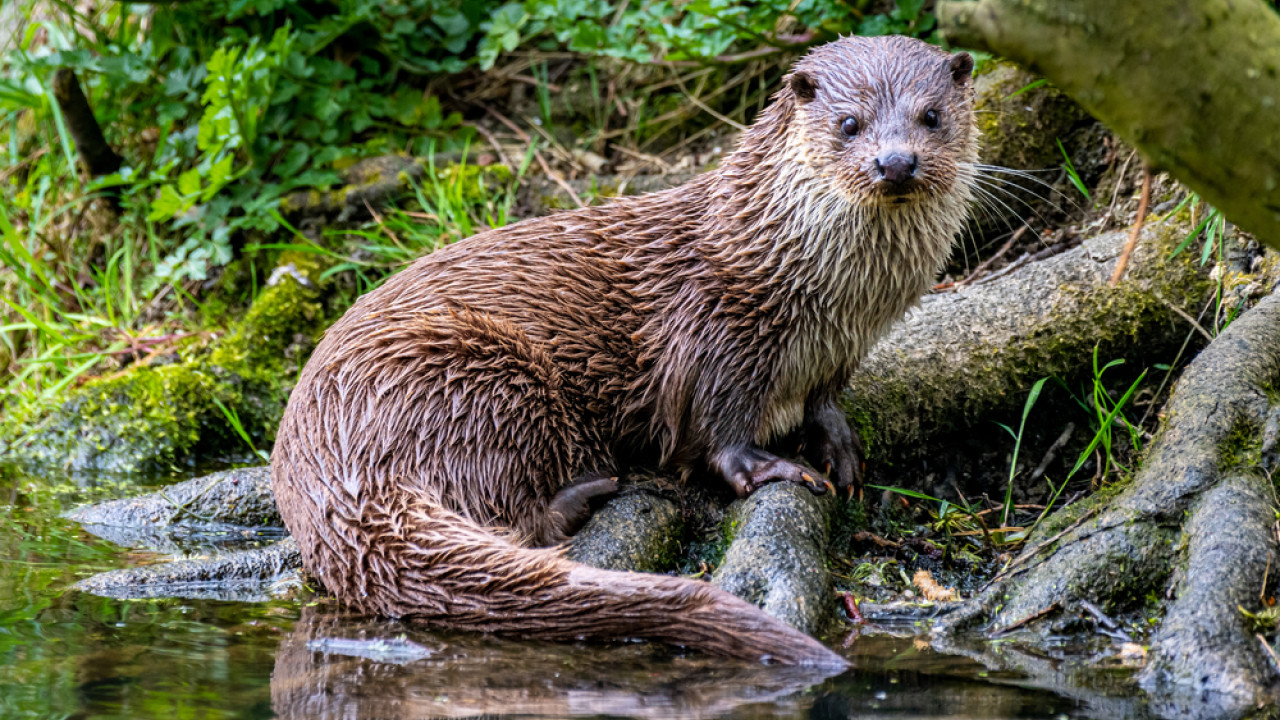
[212,396,269,462]
[993,377,1047,533]
[1067,348,1148,482]
[870,484,994,548]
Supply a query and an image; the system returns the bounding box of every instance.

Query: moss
[1219,417,1265,473]
[829,497,870,554]
[1,363,220,474]
[682,512,741,575]
[1029,476,1128,542]
[971,59,1095,169]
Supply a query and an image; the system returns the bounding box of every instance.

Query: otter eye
[922,108,940,129]
[839,116,859,137]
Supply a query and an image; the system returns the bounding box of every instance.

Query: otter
[271,35,977,667]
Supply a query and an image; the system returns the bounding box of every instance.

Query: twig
[1081,599,1132,641]
[1109,161,1152,286]
[850,531,900,549]
[1260,634,1280,678]
[1030,422,1075,482]
[666,31,818,67]
[0,147,48,183]
[484,107,583,208]
[667,63,747,132]
[499,73,562,93]
[1105,148,1138,221]
[972,252,1034,285]
[611,145,675,174]
[1160,298,1215,342]
[363,198,404,247]
[994,506,1100,582]
[992,601,1060,636]
[105,330,204,358]
[973,504,1046,517]
[1263,551,1273,603]
[955,225,1029,288]
[1138,294,1217,429]
[465,121,514,171]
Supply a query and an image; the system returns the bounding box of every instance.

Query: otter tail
[298,486,847,668]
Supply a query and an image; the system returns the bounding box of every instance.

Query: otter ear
[789,71,818,104]
[949,52,974,85]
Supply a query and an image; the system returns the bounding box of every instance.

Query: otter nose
[875,151,918,185]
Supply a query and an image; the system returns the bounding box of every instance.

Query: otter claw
[796,471,831,496]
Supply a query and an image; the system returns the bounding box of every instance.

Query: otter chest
[754,227,937,444]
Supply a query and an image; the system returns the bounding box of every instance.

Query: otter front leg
[801,392,863,492]
[712,445,830,498]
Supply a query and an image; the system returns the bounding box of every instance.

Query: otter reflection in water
[269,607,842,720]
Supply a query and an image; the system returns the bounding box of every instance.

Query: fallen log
[938,0,1280,252]
[850,208,1212,459]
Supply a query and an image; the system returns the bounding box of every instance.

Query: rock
[65,465,279,529]
[567,488,682,572]
[712,482,836,636]
[71,537,303,603]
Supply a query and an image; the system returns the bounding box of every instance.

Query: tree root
[935,291,1280,719]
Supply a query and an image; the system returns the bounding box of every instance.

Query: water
[0,465,1142,720]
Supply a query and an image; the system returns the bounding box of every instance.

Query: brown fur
[271,35,978,667]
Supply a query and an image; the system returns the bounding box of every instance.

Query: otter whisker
[967,181,1033,235]
[968,174,1063,229]
[968,163,1080,215]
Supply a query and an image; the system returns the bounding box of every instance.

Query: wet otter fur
[271,35,977,667]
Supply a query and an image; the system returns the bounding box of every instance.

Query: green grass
[994,377,1047,534]
[1057,138,1091,202]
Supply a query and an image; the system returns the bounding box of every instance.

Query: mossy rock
[973,59,1096,171]
[848,213,1211,461]
[0,252,331,475]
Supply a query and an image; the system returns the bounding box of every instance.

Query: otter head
[782,36,977,207]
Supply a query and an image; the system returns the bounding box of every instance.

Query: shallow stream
[0,465,1142,719]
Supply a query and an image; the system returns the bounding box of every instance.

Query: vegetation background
[0,0,938,466]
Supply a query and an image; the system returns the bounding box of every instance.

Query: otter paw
[716,446,830,498]
[802,399,864,494]
[539,473,619,545]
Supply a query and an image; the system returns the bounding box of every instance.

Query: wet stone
[71,537,303,603]
[567,489,682,573]
[64,465,280,529]
[712,482,836,636]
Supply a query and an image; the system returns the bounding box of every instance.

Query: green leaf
[275,142,310,178]
[434,9,471,37]
[177,167,202,196]
[897,0,926,22]
[148,185,187,221]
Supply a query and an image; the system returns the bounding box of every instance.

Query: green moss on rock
[851,217,1211,459]
[972,60,1096,170]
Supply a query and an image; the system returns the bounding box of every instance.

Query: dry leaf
[912,569,959,602]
